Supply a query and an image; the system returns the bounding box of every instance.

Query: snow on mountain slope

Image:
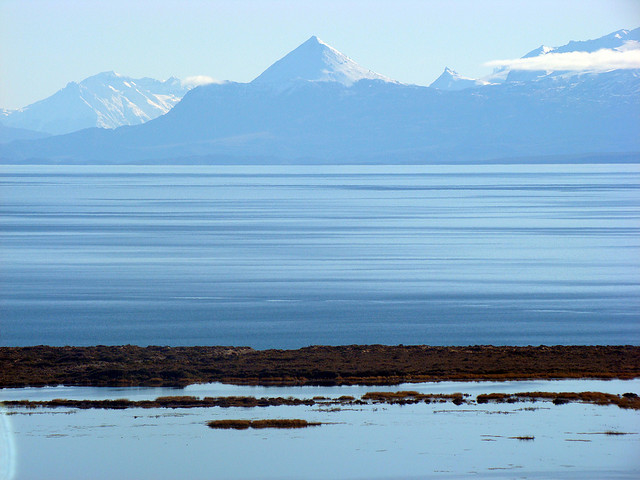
[522,45,556,58]
[252,36,396,88]
[5,64,637,164]
[2,31,638,164]
[538,28,640,56]
[429,67,488,90]
[3,72,192,135]
[506,28,640,82]
[432,29,640,88]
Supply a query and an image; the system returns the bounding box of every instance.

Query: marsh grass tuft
[207,419,321,430]
[362,391,467,405]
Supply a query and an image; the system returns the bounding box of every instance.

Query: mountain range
[1,72,192,137]
[431,27,640,88]
[1,28,638,164]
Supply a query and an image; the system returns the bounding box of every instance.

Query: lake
[1,164,639,347]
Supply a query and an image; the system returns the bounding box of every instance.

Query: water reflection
[2,378,639,402]
[2,380,639,479]
[0,407,16,480]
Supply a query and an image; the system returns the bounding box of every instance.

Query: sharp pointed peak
[430,67,485,90]
[252,36,396,88]
[294,35,341,55]
[436,67,464,79]
[302,35,331,46]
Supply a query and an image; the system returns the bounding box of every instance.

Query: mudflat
[1,345,638,388]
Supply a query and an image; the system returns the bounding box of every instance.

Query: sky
[1,0,639,109]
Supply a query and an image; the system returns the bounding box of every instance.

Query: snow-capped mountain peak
[522,45,555,58]
[3,72,194,135]
[430,67,488,90]
[251,35,395,88]
[519,27,640,59]
[497,27,640,83]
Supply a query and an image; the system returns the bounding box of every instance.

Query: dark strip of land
[4,391,639,410]
[207,419,321,430]
[4,396,318,409]
[0,345,638,388]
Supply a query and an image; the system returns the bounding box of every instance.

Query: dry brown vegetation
[1,345,638,388]
[361,391,467,405]
[2,396,316,410]
[6,389,637,411]
[476,391,640,410]
[207,419,321,429]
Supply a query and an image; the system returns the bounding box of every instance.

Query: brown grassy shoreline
[4,391,639,410]
[1,345,638,388]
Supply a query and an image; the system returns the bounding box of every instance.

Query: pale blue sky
[1,0,639,109]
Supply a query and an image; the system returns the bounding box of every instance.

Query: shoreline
[1,345,638,388]
[4,390,639,411]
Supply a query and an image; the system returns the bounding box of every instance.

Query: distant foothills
[1,28,639,164]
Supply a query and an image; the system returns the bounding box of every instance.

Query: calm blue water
[3,380,640,480]
[1,164,639,347]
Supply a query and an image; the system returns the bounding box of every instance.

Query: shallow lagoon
[2,379,639,480]
[1,378,638,402]
[2,164,640,347]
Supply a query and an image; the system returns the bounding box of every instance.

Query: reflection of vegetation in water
[3,396,315,410]
[4,390,638,412]
[476,391,640,410]
[207,419,321,430]
[362,391,467,405]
